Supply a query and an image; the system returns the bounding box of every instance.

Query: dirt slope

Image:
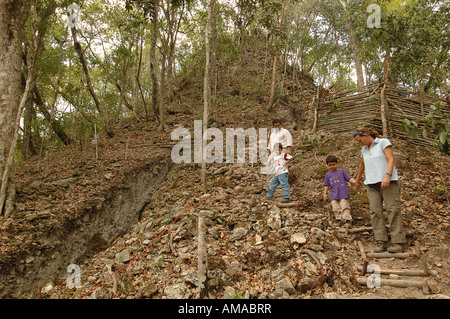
[32,103,449,300]
[1,33,448,299]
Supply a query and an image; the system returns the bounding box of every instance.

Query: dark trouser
[366,181,406,244]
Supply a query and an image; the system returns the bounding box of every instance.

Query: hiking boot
[373,241,387,253]
[280,198,290,203]
[387,244,405,253]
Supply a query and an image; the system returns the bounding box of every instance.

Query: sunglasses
[353,131,367,137]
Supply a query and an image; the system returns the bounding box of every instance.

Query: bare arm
[323,186,329,201]
[355,158,365,188]
[348,177,357,186]
[284,156,294,166]
[381,145,395,189]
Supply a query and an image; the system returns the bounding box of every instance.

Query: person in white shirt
[266,143,294,203]
[354,127,406,253]
[267,119,293,155]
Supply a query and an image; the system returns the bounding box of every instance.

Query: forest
[0,0,448,216]
[0,0,449,300]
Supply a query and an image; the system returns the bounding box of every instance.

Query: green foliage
[229,291,245,299]
[400,118,420,138]
[13,0,449,163]
[305,134,322,152]
[401,102,449,154]
[330,100,340,111]
[363,94,379,103]
[149,257,163,269]
[424,102,450,154]
[366,0,449,93]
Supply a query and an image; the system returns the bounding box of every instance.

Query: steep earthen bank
[0,154,173,298]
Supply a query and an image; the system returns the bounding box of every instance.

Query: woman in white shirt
[354,127,406,253]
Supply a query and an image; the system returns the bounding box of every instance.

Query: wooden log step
[276,201,298,208]
[356,265,437,276]
[348,227,373,234]
[357,241,367,260]
[356,277,427,289]
[365,252,411,259]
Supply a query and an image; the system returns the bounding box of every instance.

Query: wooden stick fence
[316,83,449,147]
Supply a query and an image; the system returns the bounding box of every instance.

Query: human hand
[381,175,391,190]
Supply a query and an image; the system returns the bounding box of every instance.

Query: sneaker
[387,244,405,253]
[373,241,387,253]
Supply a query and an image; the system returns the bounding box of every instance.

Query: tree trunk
[150,0,167,131]
[197,212,208,298]
[267,0,286,111]
[201,0,214,183]
[21,89,36,160]
[71,27,114,138]
[164,1,185,103]
[380,49,390,137]
[211,0,217,102]
[0,0,30,216]
[133,33,140,116]
[44,37,65,178]
[136,31,149,122]
[114,40,135,122]
[348,23,364,90]
[339,0,364,90]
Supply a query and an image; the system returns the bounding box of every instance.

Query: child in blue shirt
[323,155,356,225]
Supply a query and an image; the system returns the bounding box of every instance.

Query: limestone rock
[163,283,192,299]
[276,278,296,295]
[267,208,282,230]
[229,227,248,241]
[290,232,307,245]
[116,249,132,263]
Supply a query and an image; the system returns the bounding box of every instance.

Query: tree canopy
[0,0,448,216]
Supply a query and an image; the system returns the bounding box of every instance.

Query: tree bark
[267,0,286,112]
[150,0,167,131]
[339,0,364,90]
[201,0,214,184]
[136,31,149,122]
[380,49,390,137]
[21,87,36,160]
[197,212,208,298]
[163,0,185,103]
[71,26,114,137]
[0,0,24,216]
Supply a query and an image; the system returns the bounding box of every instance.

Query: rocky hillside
[2,33,449,299]
[37,109,449,300]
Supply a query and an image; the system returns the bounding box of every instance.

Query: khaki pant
[366,181,406,244]
[331,198,352,221]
